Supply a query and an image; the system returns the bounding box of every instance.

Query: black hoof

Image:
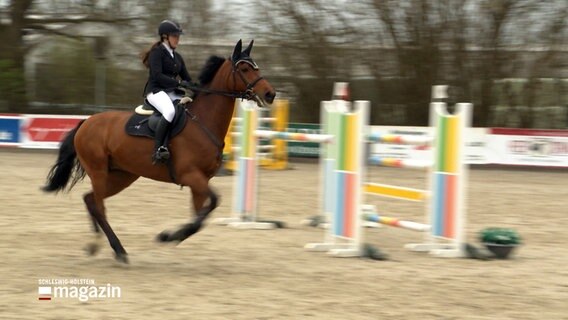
[157,223,200,244]
[115,253,129,264]
[84,243,100,256]
[309,216,326,228]
[156,230,173,242]
[362,244,389,261]
[156,230,183,243]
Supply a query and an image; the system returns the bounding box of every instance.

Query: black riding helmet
[158,20,183,37]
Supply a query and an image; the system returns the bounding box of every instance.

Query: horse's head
[230,40,276,107]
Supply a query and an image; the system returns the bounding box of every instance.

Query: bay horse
[42,40,276,263]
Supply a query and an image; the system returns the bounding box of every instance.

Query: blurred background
[0,0,566,127]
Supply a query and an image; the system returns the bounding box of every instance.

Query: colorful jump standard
[214,100,334,229]
[306,101,472,258]
[404,103,471,257]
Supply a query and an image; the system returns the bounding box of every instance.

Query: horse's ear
[232,39,242,63]
[243,39,254,56]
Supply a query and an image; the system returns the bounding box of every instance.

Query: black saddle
[125,101,188,139]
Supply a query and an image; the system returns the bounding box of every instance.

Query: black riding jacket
[143,44,192,96]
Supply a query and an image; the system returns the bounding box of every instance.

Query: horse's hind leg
[157,172,218,243]
[84,170,138,263]
[84,203,103,256]
[84,170,139,256]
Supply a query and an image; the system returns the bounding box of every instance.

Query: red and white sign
[487,128,568,167]
[20,115,88,149]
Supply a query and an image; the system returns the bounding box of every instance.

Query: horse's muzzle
[264,91,276,104]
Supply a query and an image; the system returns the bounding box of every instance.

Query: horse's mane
[198,55,226,85]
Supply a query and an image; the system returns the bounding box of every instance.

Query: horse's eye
[241,67,249,73]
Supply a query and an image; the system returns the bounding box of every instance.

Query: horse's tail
[42,120,87,193]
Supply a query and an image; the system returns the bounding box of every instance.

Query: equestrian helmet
[158,20,183,36]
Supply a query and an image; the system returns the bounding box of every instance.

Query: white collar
[162,42,174,58]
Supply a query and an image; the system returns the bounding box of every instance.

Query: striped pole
[367,156,432,169]
[363,213,431,232]
[255,130,333,143]
[367,133,432,146]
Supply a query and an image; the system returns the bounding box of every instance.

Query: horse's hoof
[115,253,129,264]
[84,234,104,256]
[156,230,173,242]
[84,243,100,256]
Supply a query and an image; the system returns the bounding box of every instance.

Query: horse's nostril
[265,91,275,104]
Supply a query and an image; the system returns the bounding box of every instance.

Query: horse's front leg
[157,173,218,243]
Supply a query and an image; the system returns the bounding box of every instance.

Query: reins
[187,85,247,99]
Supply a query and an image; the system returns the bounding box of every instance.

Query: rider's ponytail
[141,40,163,68]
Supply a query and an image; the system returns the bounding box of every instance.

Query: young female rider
[141,20,194,163]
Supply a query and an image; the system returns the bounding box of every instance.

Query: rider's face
[168,34,180,49]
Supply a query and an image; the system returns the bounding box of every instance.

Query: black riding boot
[152,118,171,164]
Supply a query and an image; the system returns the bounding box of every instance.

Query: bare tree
[0,0,138,112]
[0,0,34,111]
[244,1,362,121]
[521,3,567,127]
[237,0,566,126]
[352,0,565,126]
[2,0,564,125]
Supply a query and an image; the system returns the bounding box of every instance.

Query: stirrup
[153,146,170,164]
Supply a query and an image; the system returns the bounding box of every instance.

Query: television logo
[38,278,121,302]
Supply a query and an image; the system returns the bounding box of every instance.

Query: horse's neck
[190,62,239,145]
[191,92,235,144]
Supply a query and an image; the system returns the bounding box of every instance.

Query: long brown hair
[141,40,162,68]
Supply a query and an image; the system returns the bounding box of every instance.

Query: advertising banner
[368,126,489,165]
[20,115,87,149]
[287,123,322,158]
[487,128,568,167]
[3,112,565,169]
[284,123,488,164]
[0,116,22,147]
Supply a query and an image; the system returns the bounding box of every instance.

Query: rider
[142,20,193,164]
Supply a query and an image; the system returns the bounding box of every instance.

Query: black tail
[42,120,87,193]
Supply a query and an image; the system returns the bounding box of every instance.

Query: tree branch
[22,24,85,55]
[23,15,139,27]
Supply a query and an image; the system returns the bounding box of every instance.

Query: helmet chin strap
[161,35,176,50]
[166,35,176,50]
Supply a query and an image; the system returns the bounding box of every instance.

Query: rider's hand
[179,80,193,89]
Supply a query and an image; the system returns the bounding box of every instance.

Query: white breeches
[146,91,183,122]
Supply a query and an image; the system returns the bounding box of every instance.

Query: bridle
[232,59,264,101]
[181,57,267,160]
[187,58,265,104]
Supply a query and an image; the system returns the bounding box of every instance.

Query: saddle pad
[125,104,188,139]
